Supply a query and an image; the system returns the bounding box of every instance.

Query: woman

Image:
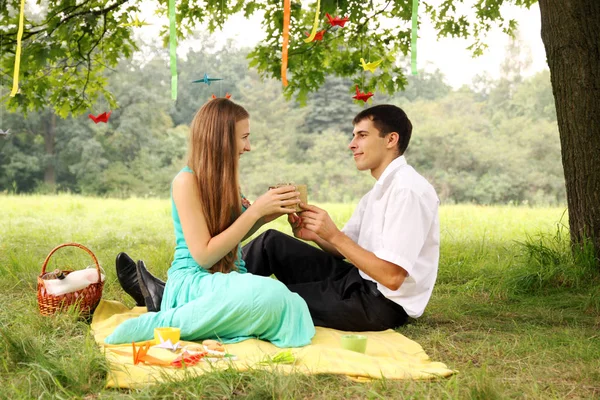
[105,99,315,347]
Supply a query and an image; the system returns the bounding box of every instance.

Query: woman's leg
[105,272,315,347]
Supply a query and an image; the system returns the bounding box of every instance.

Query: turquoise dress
[105,167,315,347]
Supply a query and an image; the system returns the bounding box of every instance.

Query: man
[242,104,440,330]
[117,104,439,331]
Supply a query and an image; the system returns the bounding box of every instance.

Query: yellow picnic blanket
[91,300,455,388]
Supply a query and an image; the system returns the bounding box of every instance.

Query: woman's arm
[243,216,266,241]
[243,212,289,241]
[174,173,260,268]
[174,174,299,268]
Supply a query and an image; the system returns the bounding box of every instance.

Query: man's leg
[287,268,409,331]
[242,230,408,331]
[242,229,346,285]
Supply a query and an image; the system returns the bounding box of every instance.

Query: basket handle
[40,243,102,283]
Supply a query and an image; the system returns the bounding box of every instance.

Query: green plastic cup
[340,334,367,353]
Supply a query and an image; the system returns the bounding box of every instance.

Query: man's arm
[329,232,407,291]
[299,204,407,291]
[312,233,344,257]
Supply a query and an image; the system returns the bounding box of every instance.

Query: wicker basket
[37,243,104,316]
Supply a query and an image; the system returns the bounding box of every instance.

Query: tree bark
[44,112,56,186]
[538,0,600,267]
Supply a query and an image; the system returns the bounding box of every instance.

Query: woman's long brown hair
[187,99,249,273]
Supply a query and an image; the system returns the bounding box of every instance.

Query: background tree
[0,45,565,207]
[0,0,598,265]
[537,0,599,262]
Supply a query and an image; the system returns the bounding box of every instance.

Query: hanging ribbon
[282,0,291,87]
[169,0,178,100]
[411,0,418,75]
[10,0,26,97]
[303,0,321,43]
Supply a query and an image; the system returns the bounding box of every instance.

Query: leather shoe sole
[137,260,165,312]
[115,252,145,306]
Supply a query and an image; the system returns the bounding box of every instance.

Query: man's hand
[298,204,341,242]
[287,213,320,242]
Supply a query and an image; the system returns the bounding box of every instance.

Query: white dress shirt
[341,156,440,318]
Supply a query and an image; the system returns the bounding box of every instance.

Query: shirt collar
[376,155,407,185]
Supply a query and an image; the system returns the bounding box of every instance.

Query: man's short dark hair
[352,104,412,155]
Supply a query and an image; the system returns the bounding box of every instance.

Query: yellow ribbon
[282,0,291,86]
[10,0,26,97]
[303,0,321,43]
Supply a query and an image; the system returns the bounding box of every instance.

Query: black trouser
[242,230,408,331]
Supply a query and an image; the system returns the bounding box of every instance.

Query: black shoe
[137,260,165,312]
[116,252,146,306]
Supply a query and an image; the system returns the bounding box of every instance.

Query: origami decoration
[281,0,291,87]
[352,85,374,103]
[123,15,151,28]
[10,0,25,97]
[0,129,10,136]
[303,0,321,43]
[133,341,151,365]
[154,333,182,352]
[128,341,171,366]
[192,73,223,85]
[360,58,383,73]
[325,13,349,29]
[212,93,232,99]
[305,30,326,41]
[169,0,178,100]
[88,111,112,124]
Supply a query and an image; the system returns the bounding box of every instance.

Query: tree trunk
[44,112,56,186]
[538,0,600,267]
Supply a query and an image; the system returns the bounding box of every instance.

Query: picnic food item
[41,269,66,280]
[182,344,237,362]
[182,345,205,354]
[268,183,308,212]
[37,243,104,316]
[202,339,225,353]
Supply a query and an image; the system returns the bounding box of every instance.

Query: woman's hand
[248,185,300,219]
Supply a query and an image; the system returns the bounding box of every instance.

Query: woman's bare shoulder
[173,170,198,195]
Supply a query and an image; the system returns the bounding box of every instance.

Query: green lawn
[1,194,598,399]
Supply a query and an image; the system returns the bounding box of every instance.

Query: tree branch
[1,0,132,44]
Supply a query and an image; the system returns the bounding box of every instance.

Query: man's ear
[386,132,399,149]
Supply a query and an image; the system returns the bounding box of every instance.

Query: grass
[1,194,599,399]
